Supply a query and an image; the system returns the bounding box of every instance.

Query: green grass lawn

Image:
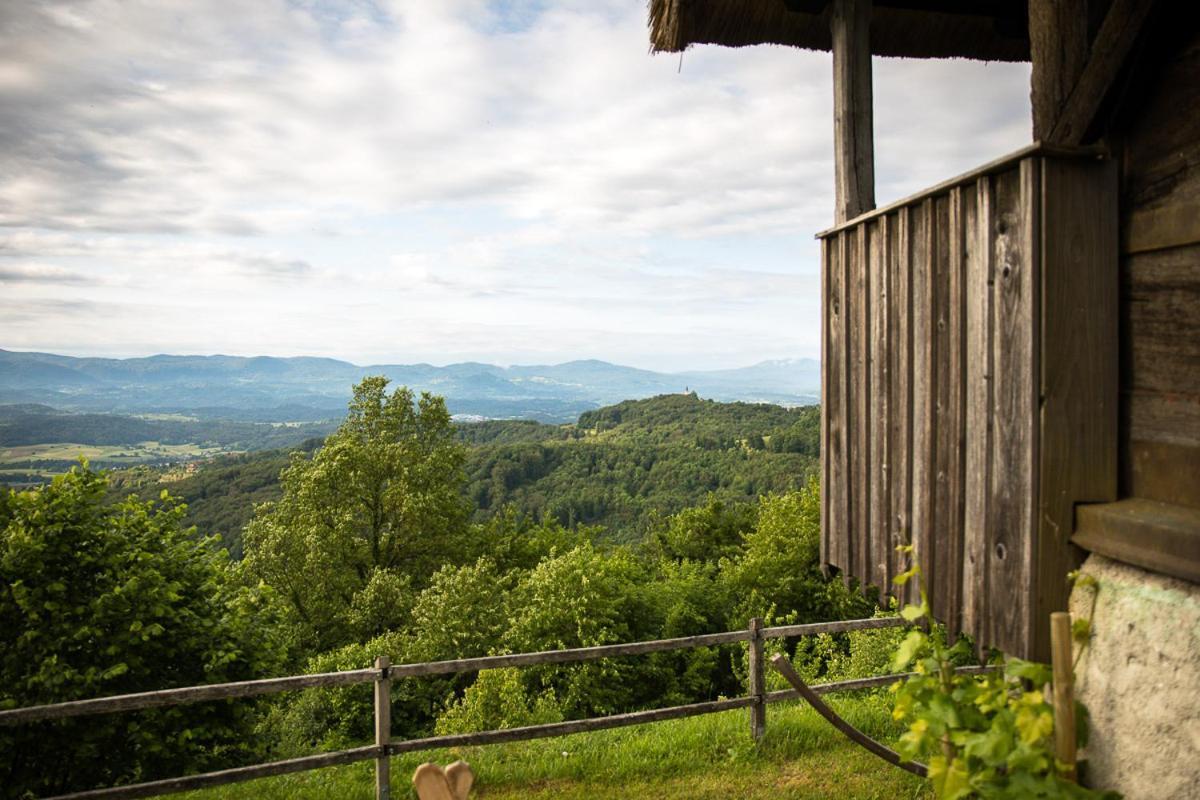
[183,693,931,800]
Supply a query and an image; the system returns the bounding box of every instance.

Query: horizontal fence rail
[0,669,380,726]
[0,617,905,726]
[5,615,961,800]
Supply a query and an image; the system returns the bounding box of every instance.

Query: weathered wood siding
[1117,27,1200,511]
[820,148,1117,659]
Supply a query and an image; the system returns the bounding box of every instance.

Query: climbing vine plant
[889,548,1119,799]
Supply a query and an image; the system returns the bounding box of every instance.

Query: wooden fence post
[748,617,766,741]
[375,656,392,800]
[1050,612,1077,782]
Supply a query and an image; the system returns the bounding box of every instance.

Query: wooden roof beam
[832,0,876,223]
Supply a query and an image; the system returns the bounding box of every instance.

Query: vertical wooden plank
[932,190,966,639]
[831,0,876,223]
[850,223,872,588]
[1035,157,1118,658]
[821,235,832,571]
[931,194,951,628]
[889,208,914,606]
[869,216,891,593]
[962,175,993,650]
[987,161,1039,657]
[844,230,857,585]
[911,198,936,602]
[826,232,850,575]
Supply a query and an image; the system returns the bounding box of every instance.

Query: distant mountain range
[0,349,819,423]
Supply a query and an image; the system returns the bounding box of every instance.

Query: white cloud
[0,0,1031,370]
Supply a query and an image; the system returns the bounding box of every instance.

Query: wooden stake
[374,656,392,800]
[748,617,766,741]
[1050,612,1077,782]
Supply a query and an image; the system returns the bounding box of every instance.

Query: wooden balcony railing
[819,143,1118,660]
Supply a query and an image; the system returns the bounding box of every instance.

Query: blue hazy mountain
[0,349,819,423]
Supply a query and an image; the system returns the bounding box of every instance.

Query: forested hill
[109,393,820,555]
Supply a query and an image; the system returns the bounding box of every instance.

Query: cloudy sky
[0,1,1032,371]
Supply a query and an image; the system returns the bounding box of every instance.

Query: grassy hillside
[180,694,928,800]
[104,394,820,552]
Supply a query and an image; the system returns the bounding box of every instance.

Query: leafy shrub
[435,668,562,735]
[345,569,416,642]
[0,466,286,797]
[264,636,397,755]
[722,481,871,625]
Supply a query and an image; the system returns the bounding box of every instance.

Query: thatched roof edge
[648,0,1030,63]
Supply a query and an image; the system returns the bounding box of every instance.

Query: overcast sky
[0,1,1032,371]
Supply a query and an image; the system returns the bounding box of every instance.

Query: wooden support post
[748,617,766,741]
[1050,613,1077,782]
[831,0,875,223]
[1050,0,1157,145]
[1028,0,1088,140]
[375,656,392,800]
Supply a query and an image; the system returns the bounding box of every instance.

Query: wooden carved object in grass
[413,761,475,800]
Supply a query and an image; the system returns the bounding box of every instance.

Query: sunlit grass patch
[183,694,931,800]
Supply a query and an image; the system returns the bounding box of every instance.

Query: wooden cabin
[650,2,1198,791]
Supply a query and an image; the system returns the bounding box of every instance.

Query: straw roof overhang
[649,0,1031,62]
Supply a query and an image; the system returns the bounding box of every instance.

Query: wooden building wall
[1116,27,1200,510]
[1070,18,1200,581]
[820,148,1117,660]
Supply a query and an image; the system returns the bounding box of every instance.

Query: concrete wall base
[1069,553,1200,799]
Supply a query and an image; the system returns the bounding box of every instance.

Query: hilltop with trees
[105,392,820,556]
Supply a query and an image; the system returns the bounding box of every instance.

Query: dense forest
[107,393,820,555]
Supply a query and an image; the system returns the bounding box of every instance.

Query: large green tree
[243,377,469,651]
[0,466,285,798]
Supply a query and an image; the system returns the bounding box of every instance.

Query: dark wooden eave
[649,0,1029,61]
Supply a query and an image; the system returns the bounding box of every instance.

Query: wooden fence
[818,142,1118,661]
[0,615,961,800]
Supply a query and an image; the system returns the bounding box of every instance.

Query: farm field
[182,696,931,800]
[0,441,231,486]
[1,441,228,464]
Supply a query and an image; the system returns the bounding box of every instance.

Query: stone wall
[1069,554,1200,799]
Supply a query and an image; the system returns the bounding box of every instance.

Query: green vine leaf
[1072,618,1092,645]
[892,629,926,671]
[887,553,1120,799]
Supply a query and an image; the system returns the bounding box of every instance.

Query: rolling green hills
[105,393,820,554]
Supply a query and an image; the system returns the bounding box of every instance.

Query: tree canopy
[242,377,470,651]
